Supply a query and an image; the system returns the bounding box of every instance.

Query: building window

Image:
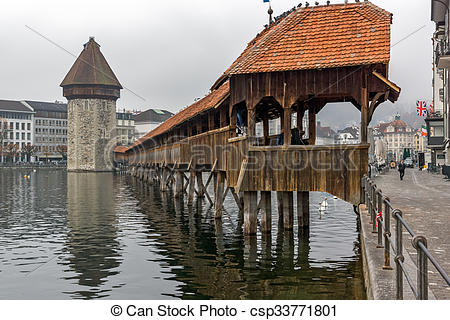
[16,132,19,139]
[27,123,30,131]
[27,133,31,140]
[21,133,25,140]
[429,121,444,137]
[16,122,19,130]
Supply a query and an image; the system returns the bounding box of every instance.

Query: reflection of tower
[61,37,122,172]
[64,172,121,299]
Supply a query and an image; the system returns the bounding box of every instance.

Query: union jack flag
[416,101,427,117]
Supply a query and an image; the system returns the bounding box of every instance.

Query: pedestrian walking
[398,160,406,181]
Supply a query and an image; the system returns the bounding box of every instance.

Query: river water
[0,168,366,299]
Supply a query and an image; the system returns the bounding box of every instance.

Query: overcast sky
[1,0,434,122]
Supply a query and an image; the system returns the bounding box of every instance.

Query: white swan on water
[319,197,328,212]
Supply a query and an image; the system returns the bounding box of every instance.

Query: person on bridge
[398,160,406,181]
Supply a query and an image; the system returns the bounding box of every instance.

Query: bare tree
[4,143,19,163]
[22,144,37,163]
[42,146,51,163]
[0,117,10,162]
[56,145,67,160]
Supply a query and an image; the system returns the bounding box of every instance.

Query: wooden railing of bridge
[123,126,368,213]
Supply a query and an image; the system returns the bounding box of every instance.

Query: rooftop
[24,100,67,113]
[129,81,229,149]
[60,37,122,88]
[224,1,392,76]
[133,108,174,124]
[0,100,34,113]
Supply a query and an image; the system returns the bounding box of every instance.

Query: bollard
[382,196,393,270]
[412,235,428,300]
[393,209,404,300]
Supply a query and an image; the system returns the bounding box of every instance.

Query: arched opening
[315,102,361,146]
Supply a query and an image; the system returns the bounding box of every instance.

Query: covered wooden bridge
[116,1,400,235]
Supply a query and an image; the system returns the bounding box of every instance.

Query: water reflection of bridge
[127,178,365,299]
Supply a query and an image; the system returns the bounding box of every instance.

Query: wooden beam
[247,107,256,144]
[360,87,368,144]
[372,71,401,93]
[234,159,248,194]
[283,107,292,146]
[263,113,269,146]
[308,106,316,145]
[231,187,244,212]
[368,92,384,123]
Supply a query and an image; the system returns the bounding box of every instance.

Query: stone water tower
[61,37,122,172]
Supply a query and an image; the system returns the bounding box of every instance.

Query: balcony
[437,52,450,69]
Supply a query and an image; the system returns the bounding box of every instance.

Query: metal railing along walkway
[362,174,450,299]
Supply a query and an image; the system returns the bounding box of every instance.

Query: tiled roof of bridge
[126,80,230,150]
[114,146,129,154]
[225,1,392,76]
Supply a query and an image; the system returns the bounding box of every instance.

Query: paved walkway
[374,169,450,299]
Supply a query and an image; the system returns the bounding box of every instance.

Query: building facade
[335,126,359,145]
[23,100,67,161]
[61,37,122,172]
[316,120,336,145]
[431,0,449,167]
[414,129,428,153]
[116,111,135,146]
[134,108,173,139]
[0,99,34,162]
[379,115,415,162]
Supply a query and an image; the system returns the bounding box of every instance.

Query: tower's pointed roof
[60,37,122,88]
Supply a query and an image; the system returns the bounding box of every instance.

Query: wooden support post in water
[188,169,196,205]
[196,171,205,198]
[149,167,155,185]
[277,192,284,221]
[244,191,258,236]
[214,171,226,219]
[175,170,184,198]
[160,167,169,192]
[282,192,294,230]
[260,191,272,233]
[297,191,310,228]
